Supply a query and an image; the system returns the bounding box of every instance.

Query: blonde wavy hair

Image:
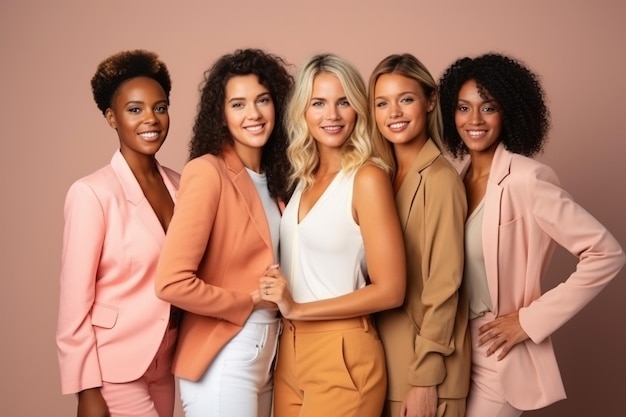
[286,53,389,189]
[368,53,443,175]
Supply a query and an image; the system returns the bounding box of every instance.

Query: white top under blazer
[280,170,367,303]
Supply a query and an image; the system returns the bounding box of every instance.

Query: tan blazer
[375,139,471,402]
[56,151,180,394]
[466,143,625,410]
[155,145,278,381]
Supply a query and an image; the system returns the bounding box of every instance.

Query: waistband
[282,315,372,333]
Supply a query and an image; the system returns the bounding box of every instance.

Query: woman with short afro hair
[439,53,625,416]
[57,49,180,417]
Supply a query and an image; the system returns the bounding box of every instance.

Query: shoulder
[67,164,118,199]
[507,153,560,188]
[354,162,390,185]
[426,155,465,185]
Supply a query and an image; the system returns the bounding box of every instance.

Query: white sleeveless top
[464,198,493,319]
[280,170,367,303]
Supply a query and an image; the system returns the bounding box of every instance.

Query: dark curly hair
[438,53,550,158]
[189,48,294,201]
[91,50,171,115]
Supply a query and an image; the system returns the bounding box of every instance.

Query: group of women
[56,47,625,417]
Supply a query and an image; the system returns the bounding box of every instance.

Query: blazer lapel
[222,145,273,251]
[482,143,512,316]
[395,139,441,231]
[111,151,167,247]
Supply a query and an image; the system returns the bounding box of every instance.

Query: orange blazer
[155,145,278,381]
[464,143,625,410]
[56,150,180,395]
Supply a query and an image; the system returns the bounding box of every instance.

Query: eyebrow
[227,92,271,103]
[310,96,348,102]
[375,91,415,100]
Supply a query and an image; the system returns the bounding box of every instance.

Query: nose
[469,109,484,125]
[325,105,340,121]
[389,102,402,118]
[247,104,262,120]
[143,108,159,125]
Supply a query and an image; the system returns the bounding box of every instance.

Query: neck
[120,150,159,180]
[393,137,428,173]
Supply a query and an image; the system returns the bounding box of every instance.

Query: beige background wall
[1,1,624,416]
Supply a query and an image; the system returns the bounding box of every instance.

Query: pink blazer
[56,151,180,394]
[465,143,625,410]
[155,145,279,381]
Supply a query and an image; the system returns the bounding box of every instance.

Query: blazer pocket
[91,303,118,329]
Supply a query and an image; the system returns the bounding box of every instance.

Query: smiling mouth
[139,131,160,140]
[466,130,487,138]
[322,126,343,133]
[244,124,265,133]
[388,122,408,129]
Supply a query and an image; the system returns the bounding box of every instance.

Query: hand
[250,288,278,311]
[400,386,437,417]
[77,388,110,417]
[259,265,298,319]
[478,311,529,360]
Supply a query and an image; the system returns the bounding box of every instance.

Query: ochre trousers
[273,316,386,417]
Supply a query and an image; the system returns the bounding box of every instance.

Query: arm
[56,182,106,395]
[261,164,406,319]
[408,164,467,388]
[519,164,625,341]
[155,158,253,325]
[480,163,625,359]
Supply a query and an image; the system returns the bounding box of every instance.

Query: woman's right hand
[77,388,110,417]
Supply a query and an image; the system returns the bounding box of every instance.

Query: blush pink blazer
[464,143,625,410]
[155,145,280,381]
[56,150,180,395]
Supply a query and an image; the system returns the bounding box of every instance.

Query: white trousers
[179,318,280,417]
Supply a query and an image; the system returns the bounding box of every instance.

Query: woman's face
[224,74,275,154]
[373,73,433,148]
[105,76,169,160]
[305,72,356,151]
[454,79,502,156]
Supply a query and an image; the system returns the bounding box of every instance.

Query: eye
[127,107,141,114]
[375,100,388,108]
[481,105,498,113]
[310,101,324,108]
[456,104,469,112]
[400,97,414,104]
[231,102,243,109]
[155,105,168,113]
[258,96,272,104]
[338,99,350,107]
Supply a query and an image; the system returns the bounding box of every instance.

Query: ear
[104,108,117,129]
[427,94,436,113]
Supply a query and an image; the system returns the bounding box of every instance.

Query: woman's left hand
[259,265,298,319]
[478,311,530,360]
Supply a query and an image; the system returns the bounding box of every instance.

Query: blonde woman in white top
[259,53,406,417]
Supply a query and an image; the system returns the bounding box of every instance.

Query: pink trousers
[100,326,178,417]
[465,313,522,417]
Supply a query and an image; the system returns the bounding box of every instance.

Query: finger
[477,329,497,346]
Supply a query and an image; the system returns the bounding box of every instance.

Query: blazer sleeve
[155,157,253,325]
[518,164,625,343]
[56,181,106,394]
[408,163,468,387]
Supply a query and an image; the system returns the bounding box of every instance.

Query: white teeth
[389,122,407,129]
[245,125,263,132]
[467,130,486,138]
[323,126,342,132]
[140,132,159,139]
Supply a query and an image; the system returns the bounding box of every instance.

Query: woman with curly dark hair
[155,48,293,417]
[439,53,625,416]
[56,49,180,417]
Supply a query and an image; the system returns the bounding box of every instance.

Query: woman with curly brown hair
[56,49,179,417]
[155,48,293,417]
[439,53,625,416]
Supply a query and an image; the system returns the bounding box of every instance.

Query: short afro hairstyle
[91,49,171,115]
[439,53,550,158]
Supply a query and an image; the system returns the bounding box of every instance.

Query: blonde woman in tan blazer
[368,54,471,417]
[155,49,293,417]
